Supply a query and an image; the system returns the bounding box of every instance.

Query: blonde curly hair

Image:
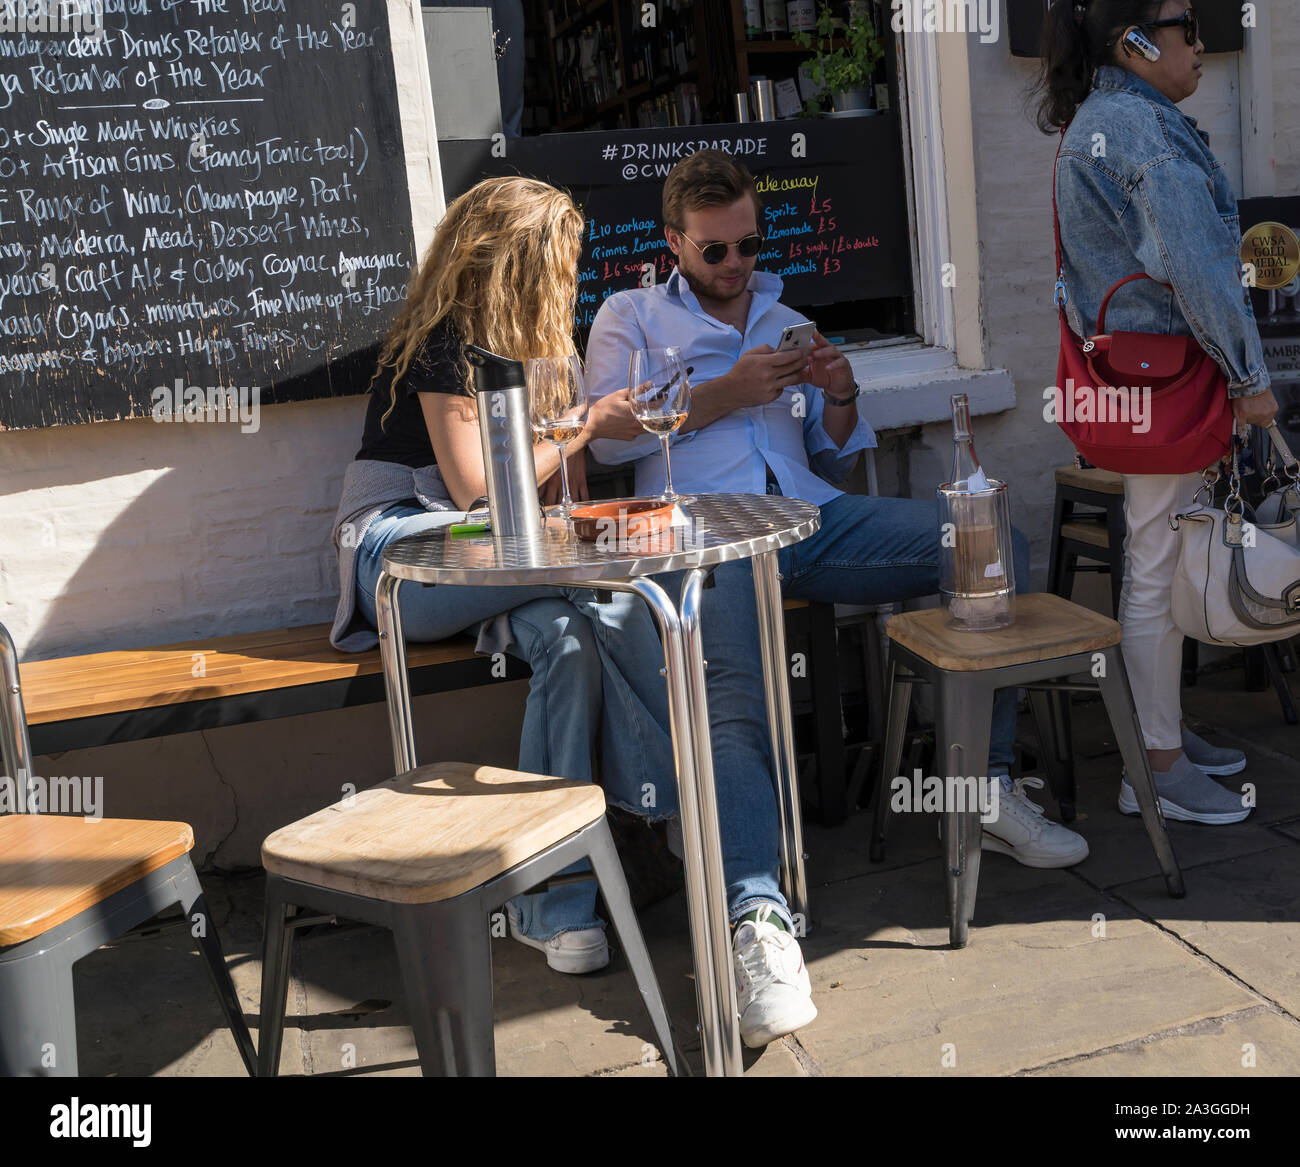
[373,176,585,427]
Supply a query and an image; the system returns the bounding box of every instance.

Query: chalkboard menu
[440,117,911,331]
[0,0,413,429]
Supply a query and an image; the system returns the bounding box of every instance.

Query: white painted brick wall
[0,396,366,659]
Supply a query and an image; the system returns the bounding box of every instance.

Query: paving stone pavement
[67,664,1300,1076]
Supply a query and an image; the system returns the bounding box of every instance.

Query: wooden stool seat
[256,761,679,1076]
[1059,518,1111,549]
[0,816,194,946]
[1053,465,1125,495]
[885,593,1121,673]
[261,762,607,905]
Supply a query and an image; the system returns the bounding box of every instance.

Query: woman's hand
[585,387,644,441]
[1232,387,1279,429]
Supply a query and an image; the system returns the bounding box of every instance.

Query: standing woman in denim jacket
[1036,1,1278,823]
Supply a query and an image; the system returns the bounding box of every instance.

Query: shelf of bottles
[531,0,705,133]
[731,0,887,101]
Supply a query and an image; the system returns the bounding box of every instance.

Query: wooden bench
[19,623,530,755]
[20,599,850,823]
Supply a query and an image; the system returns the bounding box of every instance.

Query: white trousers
[1118,472,1203,750]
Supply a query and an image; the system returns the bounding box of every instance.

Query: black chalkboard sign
[0,0,413,429]
[440,117,911,331]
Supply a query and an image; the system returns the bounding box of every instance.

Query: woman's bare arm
[419,388,641,512]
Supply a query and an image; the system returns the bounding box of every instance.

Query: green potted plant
[794,1,884,116]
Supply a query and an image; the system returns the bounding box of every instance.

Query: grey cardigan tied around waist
[329,455,529,661]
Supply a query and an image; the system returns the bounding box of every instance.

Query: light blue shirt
[585,267,877,503]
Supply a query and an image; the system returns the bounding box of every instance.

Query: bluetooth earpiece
[1121,28,1162,62]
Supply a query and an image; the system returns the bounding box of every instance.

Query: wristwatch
[824,382,861,407]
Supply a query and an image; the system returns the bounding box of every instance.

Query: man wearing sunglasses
[585,149,1074,1052]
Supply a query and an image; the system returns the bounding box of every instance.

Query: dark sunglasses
[1140,7,1199,46]
[678,230,764,265]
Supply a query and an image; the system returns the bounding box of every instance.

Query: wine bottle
[950,393,990,492]
[941,392,1014,629]
[628,12,642,83]
[743,0,763,40]
[663,3,677,74]
[646,18,660,82]
[763,0,788,38]
[611,22,624,91]
[671,0,689,72]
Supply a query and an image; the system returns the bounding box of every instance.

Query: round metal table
[374,493,819,1077]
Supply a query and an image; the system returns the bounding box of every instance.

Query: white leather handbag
[1170,424,1300,647]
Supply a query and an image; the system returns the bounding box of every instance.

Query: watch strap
[824,383,861,407]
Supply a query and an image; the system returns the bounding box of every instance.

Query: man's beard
[681,258,750,302]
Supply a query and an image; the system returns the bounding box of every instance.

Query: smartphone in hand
[776,321,817,354]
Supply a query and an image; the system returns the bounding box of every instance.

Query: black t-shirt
[355,319,468,469]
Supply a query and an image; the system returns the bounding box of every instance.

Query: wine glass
[629,346,692,504]
[525,354,589,519]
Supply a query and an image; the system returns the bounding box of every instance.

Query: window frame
[416,17,988,391]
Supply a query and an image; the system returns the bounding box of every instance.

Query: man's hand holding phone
[725,344,809,408]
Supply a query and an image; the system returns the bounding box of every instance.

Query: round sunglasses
[1139,7,1199,47]
[677,230,765,266]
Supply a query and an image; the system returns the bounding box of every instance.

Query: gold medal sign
[1241,221,1300,290]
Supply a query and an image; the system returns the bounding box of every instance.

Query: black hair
[1033,0,1165,132]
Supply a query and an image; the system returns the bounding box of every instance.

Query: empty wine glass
[525,354,589,519]
[629,346,692,504]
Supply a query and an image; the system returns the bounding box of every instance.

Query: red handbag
[1051,136,1232,475]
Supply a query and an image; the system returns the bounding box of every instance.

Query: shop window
[437,2,938,353]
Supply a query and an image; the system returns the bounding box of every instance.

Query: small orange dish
[570,499,674,543]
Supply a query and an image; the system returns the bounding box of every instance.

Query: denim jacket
[1054,66,1269,398]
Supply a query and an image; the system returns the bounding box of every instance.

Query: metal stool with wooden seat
[869,594,1185,948]
[257,761,679,1077]
[0,625,256,1077]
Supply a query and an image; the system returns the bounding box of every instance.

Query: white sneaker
[505,901,609,974]
[732,904,817,1049]
[980,776,1089,868]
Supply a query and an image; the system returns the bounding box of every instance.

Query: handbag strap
[1096,273,1163,334]
[1265,422,1300,483]
[1052,127,1173,336]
